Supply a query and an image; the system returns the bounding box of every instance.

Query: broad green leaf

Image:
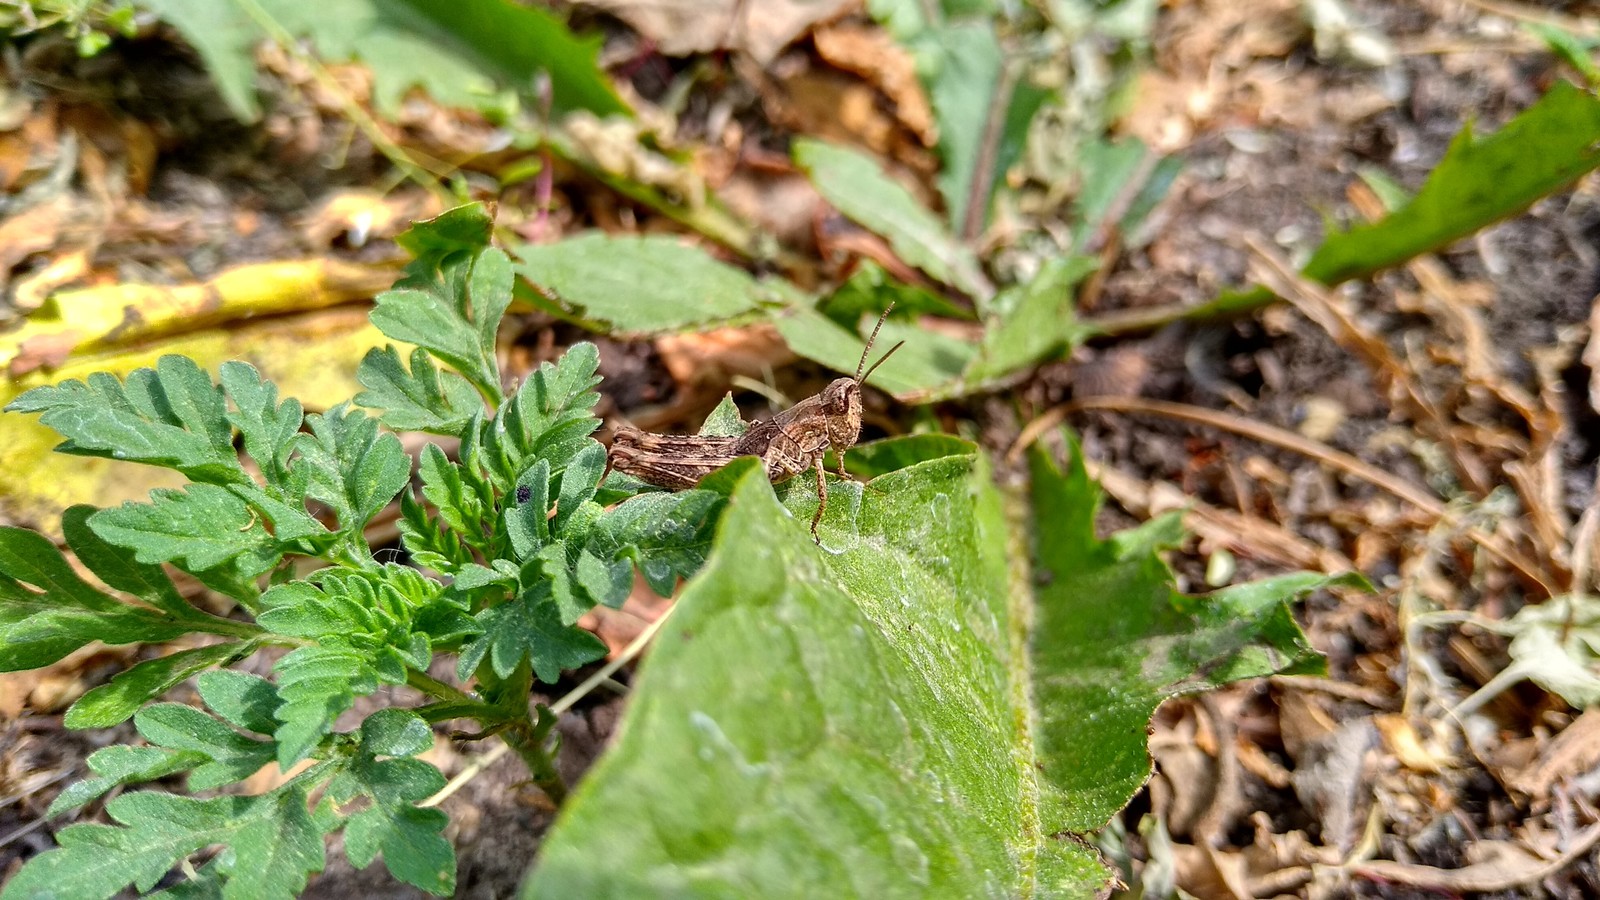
[1304,81,1600,284]
[528,438,1354,895]
[354,345,482,435]
[512,233,781,334]
[698,393,749,438]
[528,453,1105,895]
[819,261,976,328]
[2,788,324,900]
[6,356,247,485]
[794,139,990,299]
[0,526,190,670]
[139,0,625,122]
[65,641,253,729]
[772,305,972,399]
[964,255,1098,385]
[1026,444,1361,828]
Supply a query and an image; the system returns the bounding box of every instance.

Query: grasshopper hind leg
[806,454,832,538]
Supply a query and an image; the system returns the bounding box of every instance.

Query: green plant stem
[502,719,568,805]
[407,668,478,706]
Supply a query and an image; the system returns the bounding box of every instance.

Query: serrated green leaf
[698,393,749,438]
[355,345,482,435]
[133,702,278,791]
[273,643,379,766]
[2,788,324,900]
[196,670,281,735]
[793,139,989,298]
[457,585,605,683]
[139,0,625,122]
[553,440,606,533]
[360,709,434,757]
[47,746,206,817]
[65,642,252,730]
[512,233,780,334]
[333,747,453,895]
[586,489,726,596]
[476,342,603,490]
[89,483,277,574]
[219,361,303,489]
[7,356,246,484]
[344,803,455,896]
[0,527,190,671]
[1305,81,1600,285]
[294,405,410,536]
[370,230,511,400]
[59,505,195,620]
[506,459,551,559]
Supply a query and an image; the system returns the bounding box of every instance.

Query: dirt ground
[4,0,1600,896]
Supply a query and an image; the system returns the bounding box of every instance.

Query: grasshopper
[607,306,904,541]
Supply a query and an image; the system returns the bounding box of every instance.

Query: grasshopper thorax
[821,377,863,452]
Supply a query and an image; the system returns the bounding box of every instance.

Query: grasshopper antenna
[854,303,899,383]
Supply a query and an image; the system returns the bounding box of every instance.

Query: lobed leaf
[6,356,247,485]
[0,526,190,671]
[64,641,254,730]
[1,788,325,900]
[354,345,482,435]
[456,583,606,683]
[293,405,410,537]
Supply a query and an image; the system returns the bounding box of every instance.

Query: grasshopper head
[821,377,862,454]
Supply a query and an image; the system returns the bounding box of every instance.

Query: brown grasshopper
[607,306,904,541]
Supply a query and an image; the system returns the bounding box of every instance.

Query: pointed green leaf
[6,356,246,485]
[65,642,252,730]
[511,233,779,334]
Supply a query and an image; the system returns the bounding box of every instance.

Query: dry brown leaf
[583,0,855,65]
[813,23,936,146]
[1352,822,1600,893]
[1507,707,1600,797]
[654,322,796,389]
[1373,713,1456,774]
